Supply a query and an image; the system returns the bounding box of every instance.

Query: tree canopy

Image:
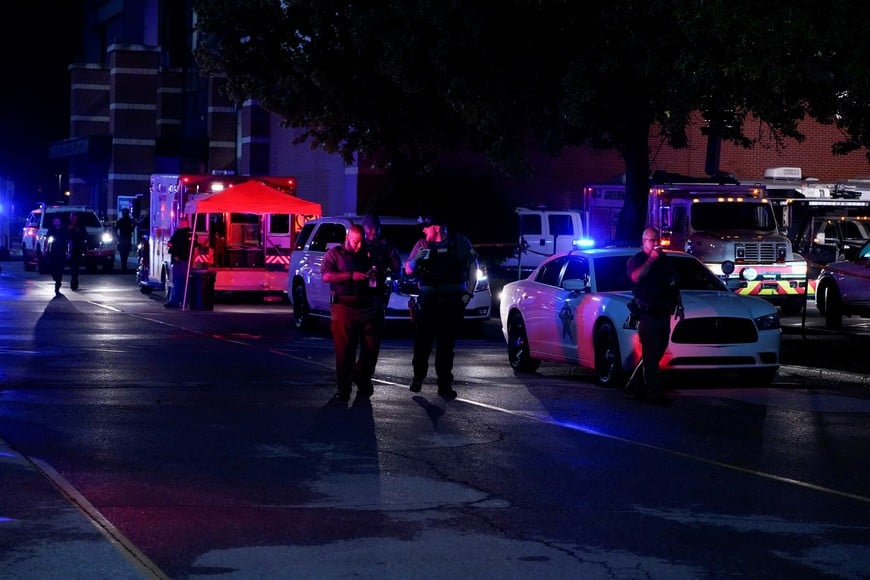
[193,0,870,240]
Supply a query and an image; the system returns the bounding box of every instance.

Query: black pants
[637,312,672,395]
[412,293,465,390]
[69,256,81,289]
[329,302,384,396]
[49,255,66,290]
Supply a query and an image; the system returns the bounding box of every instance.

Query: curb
[778,364,870,386]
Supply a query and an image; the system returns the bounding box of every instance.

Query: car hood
[680,290,776,318]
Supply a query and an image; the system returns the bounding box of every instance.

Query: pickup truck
[497,207,591,277]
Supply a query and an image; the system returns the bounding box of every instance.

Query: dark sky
[1,2,83,212]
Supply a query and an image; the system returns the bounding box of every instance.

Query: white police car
[500,246,781,386]
[287,215,491,330]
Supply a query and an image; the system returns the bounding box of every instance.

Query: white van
[287,215,491,330]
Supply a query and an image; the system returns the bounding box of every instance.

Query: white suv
[22,205,117,273]
[287,215,491,330]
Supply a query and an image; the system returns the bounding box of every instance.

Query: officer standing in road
[361,213,403,291]
[165,217,192,308]
[67,212,88,291]
[404,212,479,401]
[625,227,684,403]
[46,216,69,295]
[116,207,136,273]
[322,224,384,403]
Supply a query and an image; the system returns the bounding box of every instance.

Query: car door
[305,222,348,311]
[838,244,870,308]
[522,256,568,358]
[554,256,591,363]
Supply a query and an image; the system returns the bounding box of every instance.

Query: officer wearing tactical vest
[404,212,479,401]
[322,224,384,403]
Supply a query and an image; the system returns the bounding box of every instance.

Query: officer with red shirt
[321,224,383,403]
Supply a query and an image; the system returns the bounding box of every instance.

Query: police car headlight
[474,268,489,292]
[754,312,780,331]
[740,267,758,281]
[101,232,114,243]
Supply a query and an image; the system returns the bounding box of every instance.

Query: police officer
[404,212,479,400]
[361,214,402,289]
[46,216,69,295]
[626,227,684,403]
[164,217,192,309]
[322,224,384,403]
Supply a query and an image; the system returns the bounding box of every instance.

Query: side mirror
[562,278,589,293]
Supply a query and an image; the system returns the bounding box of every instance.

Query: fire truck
[138,173,319,298]
[648,179,812,313]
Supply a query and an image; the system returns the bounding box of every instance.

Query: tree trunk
[615,122,652,244]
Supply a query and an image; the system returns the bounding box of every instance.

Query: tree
[193,0,860,241]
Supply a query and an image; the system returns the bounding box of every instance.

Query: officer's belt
[333,295,378,306]
[418,283,466,295]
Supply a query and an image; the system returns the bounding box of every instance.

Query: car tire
[37,257,50,275]
[292,283,316,331]
[822,285,843,330]
[593,320,624,387]
[507,314,540,373]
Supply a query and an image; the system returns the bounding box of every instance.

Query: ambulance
[137,173,321,299]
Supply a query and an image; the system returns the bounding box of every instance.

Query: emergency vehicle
[648,180,812,313]
[741,167,870,275]
[138,173,320,298]
[496,206,593,277]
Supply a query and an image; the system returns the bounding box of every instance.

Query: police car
[500,247,781,386]
[287,215,491,330]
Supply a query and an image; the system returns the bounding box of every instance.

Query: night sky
[0,2,83,213]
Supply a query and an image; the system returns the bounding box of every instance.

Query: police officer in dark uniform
[322,224,384,403]
[67,212,88,291]
[626,227,684,403]
[46,216,69,295]
[361,214,402,291]
[404,212,479,401]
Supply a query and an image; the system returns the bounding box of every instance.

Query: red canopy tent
[184,180,322,215]
[179,180,322,308]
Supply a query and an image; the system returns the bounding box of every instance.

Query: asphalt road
[1,261,869,579]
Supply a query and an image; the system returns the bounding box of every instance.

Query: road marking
[457,397,870,505]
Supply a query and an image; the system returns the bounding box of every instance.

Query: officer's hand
[461,293,472,306]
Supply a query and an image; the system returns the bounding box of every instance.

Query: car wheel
[507,314,540,373]
[594,320,624,387]
[37,257,50,274]
[292,283,315,331]
[815,284,827,316]
[823,285,843,330]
